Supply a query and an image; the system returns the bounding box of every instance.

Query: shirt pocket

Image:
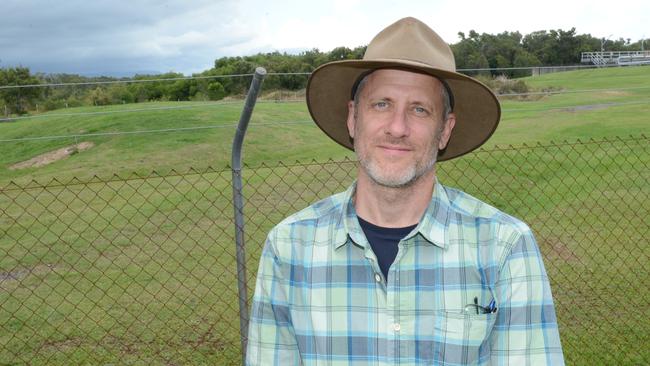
[432,311,497,365]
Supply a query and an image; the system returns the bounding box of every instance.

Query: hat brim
[306,59,501,161]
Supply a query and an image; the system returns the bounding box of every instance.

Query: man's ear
[346,101,356,139]
[438,112,456,150]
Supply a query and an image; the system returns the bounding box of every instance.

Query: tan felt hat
[306,17,501,161]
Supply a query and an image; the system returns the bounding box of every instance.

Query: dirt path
[9,142,94,170]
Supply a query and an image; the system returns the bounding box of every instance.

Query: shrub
[207,81,226,101]
[474,75,536,100]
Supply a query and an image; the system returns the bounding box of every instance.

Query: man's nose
[385,107,409,137]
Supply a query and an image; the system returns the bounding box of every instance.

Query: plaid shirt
[246,182,564,365]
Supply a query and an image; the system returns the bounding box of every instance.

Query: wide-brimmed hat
[306,17,501,161]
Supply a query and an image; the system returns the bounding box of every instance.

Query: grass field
[1,66,649,365]
[1,65,649,185]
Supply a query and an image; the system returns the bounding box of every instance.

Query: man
[246,17,564,365]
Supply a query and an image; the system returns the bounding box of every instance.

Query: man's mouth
[382,145,409,149]
[377,144,413,155]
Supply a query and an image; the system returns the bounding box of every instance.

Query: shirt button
[393,323,401,332]
[374,273,382,282]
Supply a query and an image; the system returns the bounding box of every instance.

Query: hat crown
[364,17,456,72]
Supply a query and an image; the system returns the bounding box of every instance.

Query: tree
[108,84,135,104]
[522,28,599,65]
[207,81,226,100]
[87,87,111,106]
[0,67,41,115]
[167,79,197,101]
[328,47,353,61]
[452,31,490,75]
[512,50,541,77]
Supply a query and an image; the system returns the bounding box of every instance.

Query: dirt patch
[540,237,580,263]
[0,269,29,282]
[601,90,631,97]
[9,142,94,170]
[561,102,619,113]
[0,263,57,284]
[41,337,84,353]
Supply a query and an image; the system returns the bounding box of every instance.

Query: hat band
[348,67,455,110]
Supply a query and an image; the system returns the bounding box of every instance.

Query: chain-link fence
[1,136,649,365]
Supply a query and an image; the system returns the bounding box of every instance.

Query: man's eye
[414,106,428,115]
[373,101,388,109]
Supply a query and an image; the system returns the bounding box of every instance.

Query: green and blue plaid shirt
[246,182,564,365]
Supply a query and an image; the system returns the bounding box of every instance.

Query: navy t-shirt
[357,216,417,280]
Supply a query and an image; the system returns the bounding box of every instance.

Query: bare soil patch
[9,142,94,170]
[0,263,58,289]
[540,237,580,263]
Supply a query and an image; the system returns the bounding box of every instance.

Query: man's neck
[354,169,436,228]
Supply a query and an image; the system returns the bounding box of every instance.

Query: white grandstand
[581,51,650,66]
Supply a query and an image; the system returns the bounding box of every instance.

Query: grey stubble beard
[354,124,441,189]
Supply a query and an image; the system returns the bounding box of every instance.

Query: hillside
[1,65,649,185]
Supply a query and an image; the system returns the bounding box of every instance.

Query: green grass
[1,170,244,364]
[1,66,649,365]
[1,65,649,186]
[491,66,650,145]
[0,100,351,186]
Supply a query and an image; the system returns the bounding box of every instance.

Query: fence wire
[1,136,649,365]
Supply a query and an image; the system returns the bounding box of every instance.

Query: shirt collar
[411,181,450,248]
[334,182,364,250]
[334,181,450,250]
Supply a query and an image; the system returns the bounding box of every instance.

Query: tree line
[1,28,645,115]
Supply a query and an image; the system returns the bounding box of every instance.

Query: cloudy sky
[2,0,648,76]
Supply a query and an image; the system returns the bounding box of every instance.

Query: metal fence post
[231,67,266,363]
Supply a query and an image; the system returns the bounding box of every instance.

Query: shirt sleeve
[490,228,565,365]
[246,234,302,366]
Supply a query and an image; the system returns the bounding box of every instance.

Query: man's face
[346,69,456,188]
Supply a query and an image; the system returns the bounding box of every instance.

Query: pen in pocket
[465,297,497,314]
